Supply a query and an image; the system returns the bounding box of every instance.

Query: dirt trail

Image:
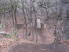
[8,43,69,52]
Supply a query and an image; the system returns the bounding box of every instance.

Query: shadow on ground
[8,43,69,52]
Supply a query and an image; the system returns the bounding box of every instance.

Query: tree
[10,0,18,27]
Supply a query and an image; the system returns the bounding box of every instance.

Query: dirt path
[8,43,69,52]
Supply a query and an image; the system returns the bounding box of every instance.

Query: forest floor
[0,13,68,52]
[0,38,68,52]
[8,42,69,52]
[0,37,68,52]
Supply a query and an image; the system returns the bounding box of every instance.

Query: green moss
[0,8,3,14]
[5,28,18,39]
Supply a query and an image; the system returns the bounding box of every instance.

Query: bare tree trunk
[11,8,14,27]
[21,0,28,39]
[10,0,17,28]
[45,0,49,22]
[30,0,34,41]
[10,0,15,27]
[14,6,17,28]
[3,1,7,31]
[31,0,38,43]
